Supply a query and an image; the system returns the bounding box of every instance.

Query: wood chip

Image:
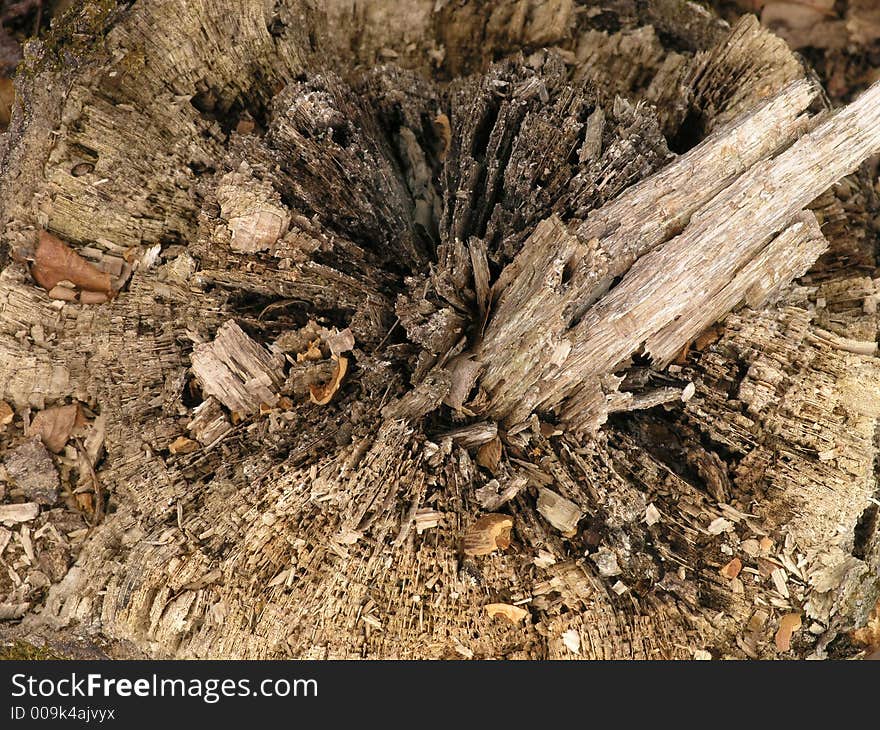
[186,396,232,445]
[324,327,355,357]
[0,502,40,523]
[462,513,514,556]
[759,536,774,552]
[31,231,113,294]
[645,502,661,526]
[414,508,444,534]
[562,629,581,655]
[169,436,200,454]
[771,567,790,598]
[484,603,528,624]
[191,320,284,415]
[309,356,348,405]
[775,612,802,652]
[720,557,743,579]
[707,517,735,534]
[742,538,760,557]
[475,436,502,473]
[536,488,582,536]
[611,580,629,595]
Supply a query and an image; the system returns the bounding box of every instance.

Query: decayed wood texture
[0,1,879,661]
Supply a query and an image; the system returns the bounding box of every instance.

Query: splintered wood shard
[190,321,285,416]
[478,79,880,431]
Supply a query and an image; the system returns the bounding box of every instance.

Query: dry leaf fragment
[720,557,743,579]
[169,436,200,454]
[476,436,502,473]
[462,513,514,556]
[485,603,528,624]
[31,231,113,295]
[28,403,87,453]
[775,612,802,652]
[309,356,348,405]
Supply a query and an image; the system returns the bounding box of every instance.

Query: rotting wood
[0,1,878,662]
[476,79,880,431]
[190,321,285,416]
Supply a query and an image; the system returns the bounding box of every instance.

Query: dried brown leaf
[433,113,451,160]
[0,400,13,429]
[31,231,113,294]
[720,557,743,579]
[775,612,802,652]
[463,513,514,556]
[309,356,348,405]
[169,436,200,455]
[485,603,528,624]
[476,436,502,473]
[28,403,86,453]
[0,76,13,130]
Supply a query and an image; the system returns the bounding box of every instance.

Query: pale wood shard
[438,421,498,449]
[414,508,444,534]
[536,488,583,536]
[644,212,829,366]
[0,503,39,524]
[478,78,880,431]
[217,165,291,253]
[190,321,285,416]
[186,397,232,445]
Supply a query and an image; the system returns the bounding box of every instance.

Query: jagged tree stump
[1,0,880,659]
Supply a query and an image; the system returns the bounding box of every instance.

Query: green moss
[22,0,122,76]
[0,640,62,661]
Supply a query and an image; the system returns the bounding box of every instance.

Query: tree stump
[1,0,880,660]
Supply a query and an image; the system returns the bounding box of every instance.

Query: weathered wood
[0,1,879,662]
